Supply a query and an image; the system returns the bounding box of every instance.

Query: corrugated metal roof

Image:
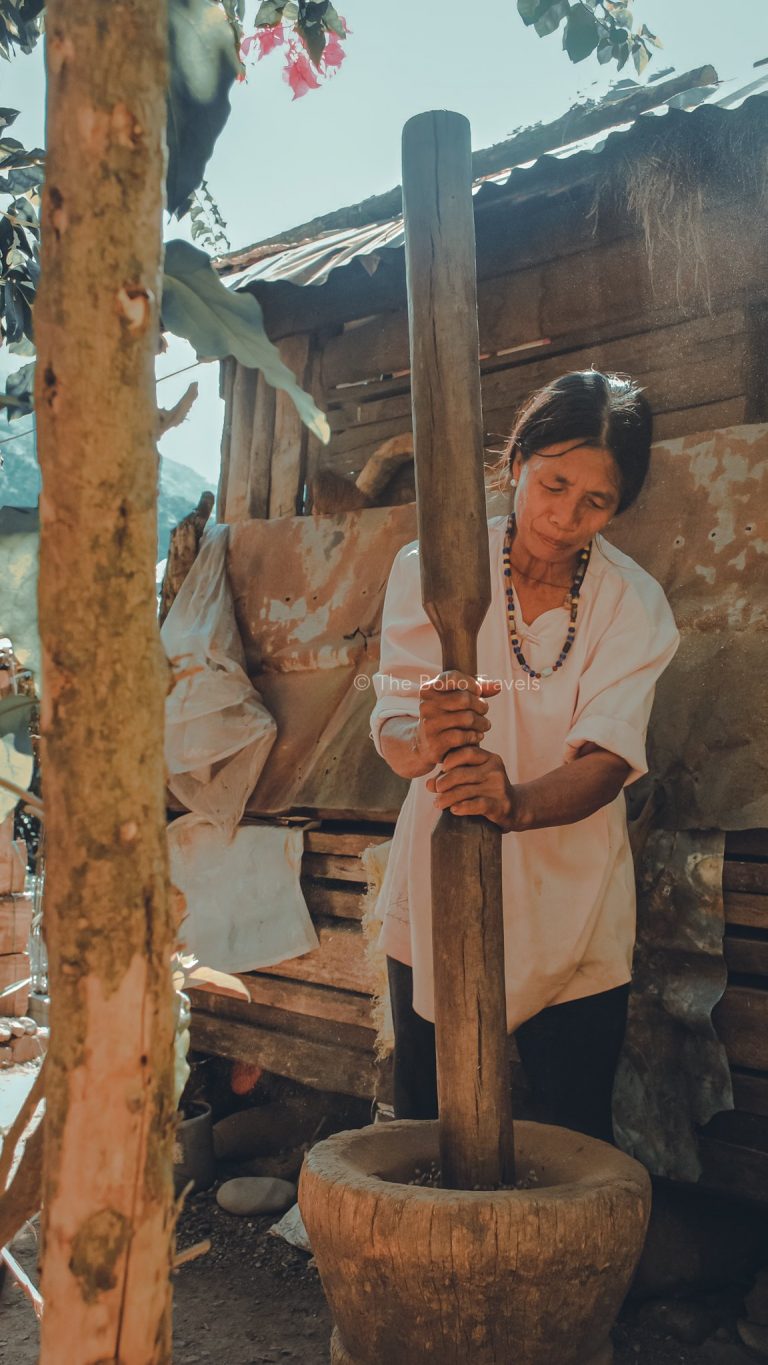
[225,66,768,292]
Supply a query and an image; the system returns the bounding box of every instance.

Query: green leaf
[632,39,651,75]
[563,2,599,61]
[167,0,242,217]
[0,109,20,131]
[517,0,541,22]
[0,360,35,420]
[604,3,632,24]
[162,240,330,444]
[534,0,570,39]
[296,17,326,65]
[323,4,346,37]
[0,694,34,740]
[640,23,663,48]
[255,0,287,23]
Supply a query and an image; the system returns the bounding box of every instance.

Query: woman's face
[510,440,621,562]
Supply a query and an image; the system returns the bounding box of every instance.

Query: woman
[369,370,680,1145]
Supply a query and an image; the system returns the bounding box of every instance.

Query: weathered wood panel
[724,935,768,978]
[322,211,760,390]
[0,895,32,956]
[304,829,391,856]
[246,371,277,518]
[216,357,236,522]
[714,986,768,1071]
[300,879,365,922]
[699,1136,768,1205]
[268,334,311,518]
[731,1070,768,1119]
[726,830,768,859]
[724,892,768,932]
[652,398,747,442]
[190,1010,376,1097]
[0,951,29,1016]
[259,918,374,994]
[330,308,744,431]
[223,364,260,522]
[745,294,768,423]
[317,309,749,486]
[239,973,374,1030]
[189,983,375,1053]
[303,851,369,883]
[723,861,768,896]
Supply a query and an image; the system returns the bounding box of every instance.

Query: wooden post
[402,111,514,1191]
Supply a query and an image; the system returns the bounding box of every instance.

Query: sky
[1,0,767,487]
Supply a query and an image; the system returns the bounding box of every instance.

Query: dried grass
[590,112,768,312]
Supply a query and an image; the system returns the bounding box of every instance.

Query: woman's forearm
[510,749,630,832]
[378,716,435,779]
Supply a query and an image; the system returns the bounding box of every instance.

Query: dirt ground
[0,1191,755,1364]
[0,1062,759,1364]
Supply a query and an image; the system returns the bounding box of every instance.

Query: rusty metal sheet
[227,504,417,819]
[224,73,767,292]
[228,425,766,831]
[613,829,732,1182]
[607,423,768,831]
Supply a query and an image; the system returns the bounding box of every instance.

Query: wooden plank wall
[316,196,764,496]
[191,823,768,1206]
[190,826,391,1099]
[700,829,768,1203]
[217,185,767,522]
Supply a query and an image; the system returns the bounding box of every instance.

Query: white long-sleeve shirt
[369,516,681,1029]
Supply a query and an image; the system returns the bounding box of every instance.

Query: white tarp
[169,816,318,972]
[161,523,277,840]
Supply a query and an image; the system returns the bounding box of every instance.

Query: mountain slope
[0,417,216,561]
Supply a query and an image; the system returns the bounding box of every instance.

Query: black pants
[386,957,630,1144]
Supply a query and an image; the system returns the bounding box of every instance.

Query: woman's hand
[426,744,517,831]
[415,671,500,769]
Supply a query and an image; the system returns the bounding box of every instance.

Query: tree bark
[35,3,175,1360]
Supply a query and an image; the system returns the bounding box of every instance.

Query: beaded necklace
[502,513,591,680]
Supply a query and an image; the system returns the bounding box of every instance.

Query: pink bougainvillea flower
[322,31,346,72]
[240,32,256,57]
[283,50,322,99]
[255,23,285,58]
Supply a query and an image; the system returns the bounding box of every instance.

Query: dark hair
[504,370,652,514]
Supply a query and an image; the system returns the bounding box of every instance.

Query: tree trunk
[35,3,175,1360]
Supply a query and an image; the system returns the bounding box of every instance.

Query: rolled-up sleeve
[369,542,442,758]
[563,578,680,788]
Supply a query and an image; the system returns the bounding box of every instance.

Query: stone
[637,1298,718,1345]
[738,1319,768,1357]
[216,1176,296,1217]
[746,1268,768,1326]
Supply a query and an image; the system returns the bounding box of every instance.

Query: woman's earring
[510,478,518,488]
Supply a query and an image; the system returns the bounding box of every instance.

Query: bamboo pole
[401,111,514,1190]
